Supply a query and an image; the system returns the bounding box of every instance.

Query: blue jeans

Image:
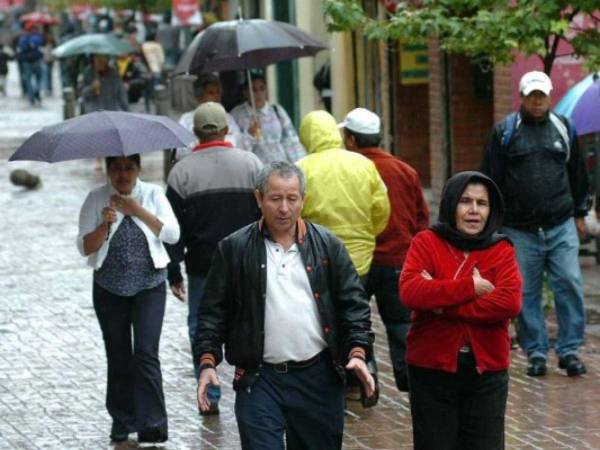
[366,265,410,391]
[503,218,585,360]
[235,354,344,450]
[188,275,221,404]
[22,60,42,104]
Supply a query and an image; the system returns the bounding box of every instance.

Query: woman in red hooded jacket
[400,171,522,450]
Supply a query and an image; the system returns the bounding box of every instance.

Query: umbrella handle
[246,69,256,115]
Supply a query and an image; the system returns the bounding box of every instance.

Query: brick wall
[493,64,514,123]
[392,58,431,186]
[450,55,494,173]
[428,43,506,204]
[427,40,449,203]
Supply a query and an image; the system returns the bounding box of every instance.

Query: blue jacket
[17,32,44,63]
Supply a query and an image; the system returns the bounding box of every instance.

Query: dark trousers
[93,282,168,434]
[408,352,508,450]
[366,265,411,391]
[235,354,345,450]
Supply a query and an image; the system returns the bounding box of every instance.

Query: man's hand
[575,217,587,240]
[197,367,220,413]
[170,281,186,301]
[473,267,495,296]
[345,357,375,398]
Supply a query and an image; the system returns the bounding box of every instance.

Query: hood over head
[299,110,343,154]
[431,171,509,251]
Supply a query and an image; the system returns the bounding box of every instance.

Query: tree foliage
[324,0,600,73]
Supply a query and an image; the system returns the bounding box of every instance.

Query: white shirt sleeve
[76,190,101,257]
[153,187,181,244]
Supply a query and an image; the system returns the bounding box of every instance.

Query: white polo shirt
[263,239,327,364]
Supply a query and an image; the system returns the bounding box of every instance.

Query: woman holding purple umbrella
[77,154,179,444]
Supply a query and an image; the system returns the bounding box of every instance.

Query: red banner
[172,0,202,26]
[379,0,403,13]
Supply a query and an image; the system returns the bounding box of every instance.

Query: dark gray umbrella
[175,18,327,75]
[9,111,196,163]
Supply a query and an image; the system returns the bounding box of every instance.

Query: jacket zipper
[450,250,482,373]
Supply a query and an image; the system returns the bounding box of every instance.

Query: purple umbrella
[554,73,600,136]
[8,111,196,163]
[570,78,600,136]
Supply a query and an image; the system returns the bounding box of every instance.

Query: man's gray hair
[256,161,306,197]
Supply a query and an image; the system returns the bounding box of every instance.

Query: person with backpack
[230,72,306,164]
[481,70,590,378]
[17,22,45,105]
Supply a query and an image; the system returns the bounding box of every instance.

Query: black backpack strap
[500,112,520,152]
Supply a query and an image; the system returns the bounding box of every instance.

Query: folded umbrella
[53,33,135,59]
[9,111,196,163]
[554,73,600,136]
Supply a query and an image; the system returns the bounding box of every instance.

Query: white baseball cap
[338,108,381,134]
[519,71,553,96]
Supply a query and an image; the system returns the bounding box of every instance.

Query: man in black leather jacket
[482,70,589,379]
[194,161,374,450]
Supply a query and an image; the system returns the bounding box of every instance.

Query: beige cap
[193,101,228,132]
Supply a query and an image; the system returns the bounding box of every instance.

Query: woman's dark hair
[105,154,141,169]
[242,71,266,89]
[193,73,221,97]
[344,128,381,148]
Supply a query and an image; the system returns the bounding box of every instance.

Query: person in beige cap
[165,101,263,414]
[481,70,590,378]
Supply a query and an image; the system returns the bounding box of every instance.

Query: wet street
[2,64,600,449]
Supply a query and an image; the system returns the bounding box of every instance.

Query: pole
[62,87,76,120]
[155,84,175,180]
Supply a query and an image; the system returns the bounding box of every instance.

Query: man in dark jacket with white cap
[482,70,590,378]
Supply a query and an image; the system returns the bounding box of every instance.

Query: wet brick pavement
[2,63,600,449]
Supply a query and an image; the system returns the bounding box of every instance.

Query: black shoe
[558,355,587,376]
[109,422,129,443]
[138,426,168,443]
[526,357,547,377]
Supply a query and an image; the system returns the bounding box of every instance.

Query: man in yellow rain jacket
[297,110,391,279]
[297,110,390,405]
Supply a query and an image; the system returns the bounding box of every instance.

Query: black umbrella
[175,18,327,76]
[175,19,326,110]
[9,111,195,163]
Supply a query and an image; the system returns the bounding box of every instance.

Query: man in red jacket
[341,107,429,391]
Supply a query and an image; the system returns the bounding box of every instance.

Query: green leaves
[323,0,368,32]
[324,0,600,72]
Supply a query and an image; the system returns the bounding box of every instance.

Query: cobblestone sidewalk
[2,63,600,449]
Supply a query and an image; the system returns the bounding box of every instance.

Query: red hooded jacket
[399,230,522,373]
